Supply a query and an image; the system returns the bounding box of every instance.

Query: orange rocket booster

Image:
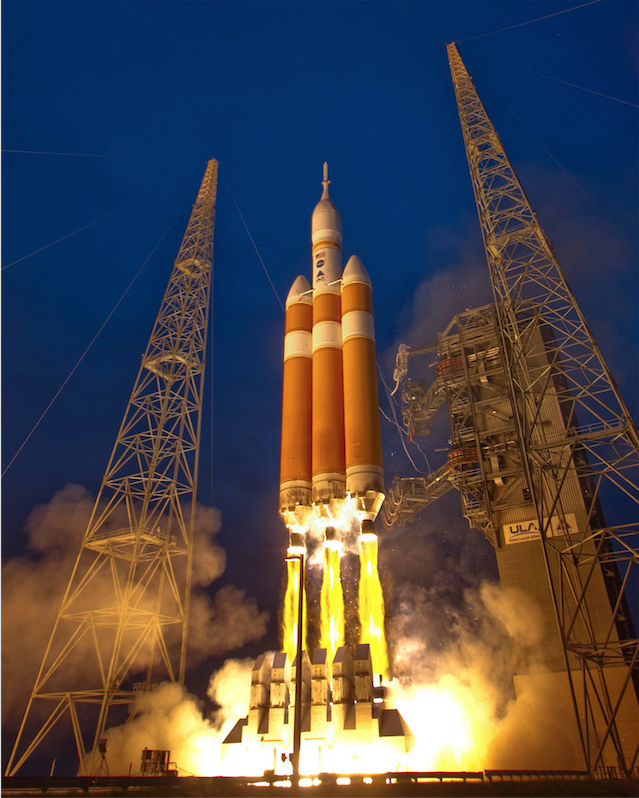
[279,276,313,527]
[341,256,384,521]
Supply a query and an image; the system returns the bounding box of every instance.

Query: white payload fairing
[279,164,384,543]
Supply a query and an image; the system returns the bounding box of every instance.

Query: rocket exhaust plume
[358,522,389,679]
[319,529,345,670]
[282,537,308,664]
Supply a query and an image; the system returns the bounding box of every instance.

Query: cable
[466,49,639,109]
[378,358,432,471]
[458,0,603,42]
[2,205,185,478]
[391,1,440,40]
[377,359,430,475]
[2,194,149,271]
[225,180,284,312]
[490,89,610,220]
[2,149,136,158]
[379,406,407,435]
[379,406,432,472]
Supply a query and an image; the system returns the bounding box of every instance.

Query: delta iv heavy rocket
[279,164,384,548]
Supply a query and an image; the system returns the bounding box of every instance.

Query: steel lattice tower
[384,47,638,775]
[446,44,639,774]
[6,159,218,777]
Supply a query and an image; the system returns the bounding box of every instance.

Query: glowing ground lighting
[358,532,389,679]
[319,541,345,670]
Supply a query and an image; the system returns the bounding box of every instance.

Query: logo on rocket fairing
[315,251,325,259]
[316,270,326,282]
[316,260,325,268]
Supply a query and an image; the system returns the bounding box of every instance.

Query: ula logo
[503,513,578,545]
[512,522,538,534]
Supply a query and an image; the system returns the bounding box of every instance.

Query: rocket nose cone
[312,198,342,236]
[286,275,312,307]
[342,255,371,287]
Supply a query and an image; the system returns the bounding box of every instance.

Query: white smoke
[188,585,269,661]
[386,578,583,770]
[2,485,97,724]
[81,658,254,777]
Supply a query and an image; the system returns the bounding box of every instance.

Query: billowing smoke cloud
[1,485,268,732]
[390,213,493,362]
[81,658,255,777]
[387,578,583,770]
[2,485,95,725]
[188,585,269,662]
[191,504,226,587]
[81,574,582,776]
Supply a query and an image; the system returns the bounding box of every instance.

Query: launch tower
[383,45,639,777]
[6,160,219,777]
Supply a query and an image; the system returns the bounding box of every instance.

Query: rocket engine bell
[279,163,385,540]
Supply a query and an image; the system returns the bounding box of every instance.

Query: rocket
[280,164,384,545]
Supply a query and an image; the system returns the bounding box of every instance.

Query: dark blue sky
[2,0,638,689]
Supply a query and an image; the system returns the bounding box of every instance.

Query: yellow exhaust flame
[282,557,307,664]
[319,544,345,670]
[358,534,389,679]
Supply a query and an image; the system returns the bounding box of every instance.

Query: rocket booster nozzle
[359,519,379,541]
[322,525,343,552]
[361,519,376,536]
[287,528,307,556]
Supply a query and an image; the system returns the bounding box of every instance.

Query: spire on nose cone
[321,161,330,199]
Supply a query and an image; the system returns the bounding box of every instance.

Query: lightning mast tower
[6,159,218,776]
[385,47,638,775]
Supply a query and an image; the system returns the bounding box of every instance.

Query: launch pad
[221,645,412,778]
[3,771,638,797]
